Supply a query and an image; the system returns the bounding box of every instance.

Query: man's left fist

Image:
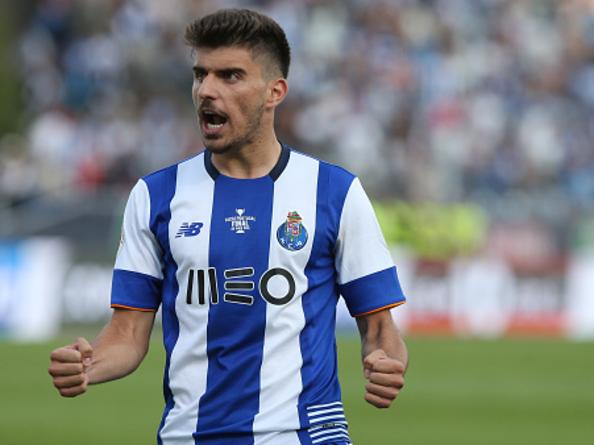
[363,349,405,408]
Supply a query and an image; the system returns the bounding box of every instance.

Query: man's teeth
[207,122,224,129]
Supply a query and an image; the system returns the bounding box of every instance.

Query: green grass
[1,335,593,444]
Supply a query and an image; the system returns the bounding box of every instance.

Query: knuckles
[366,382,399,400]
[364,374,405,409]
[47,362,84,377]
[364,393,392,409]
[52,374,85,389]
[59,388,79,398]
[50,347,81,362]
[57,381,87,398]
[391,375,405,389]
[368,372,405,389]
[383,360,405,373]
[366,358,405,375]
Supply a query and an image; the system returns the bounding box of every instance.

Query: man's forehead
[193,46,256,67]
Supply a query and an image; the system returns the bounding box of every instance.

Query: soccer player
[48,9,408,445]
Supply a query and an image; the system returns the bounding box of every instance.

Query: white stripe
[335,177,395,284]
[307,407,345,417]
[158,155,214,445]
[307,401,344,411]
[253,430,302,445]
[252,152,319,440]
[308,414,346,423]
[310,426,348,438]
[312,433,351,444]
[115,179,163,279]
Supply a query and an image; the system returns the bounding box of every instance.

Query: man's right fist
[48,337,93,397]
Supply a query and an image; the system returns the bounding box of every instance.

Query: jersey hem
[352,300,406,318]
[111,304,157,312]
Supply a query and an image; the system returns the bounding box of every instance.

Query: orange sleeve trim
[353,301,406,318]
[111,304,157,313]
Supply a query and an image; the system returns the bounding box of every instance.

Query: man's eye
[226,72,240,81]
[194,70,206,82]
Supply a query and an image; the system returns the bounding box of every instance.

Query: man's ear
[267,77,289,109]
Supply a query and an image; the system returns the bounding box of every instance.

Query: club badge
[277,211,308,251]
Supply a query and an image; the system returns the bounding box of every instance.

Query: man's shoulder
[288,147,356,186]
[140,152,204,189]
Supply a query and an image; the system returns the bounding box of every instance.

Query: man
[48,9,408,445]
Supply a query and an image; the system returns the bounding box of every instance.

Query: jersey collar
[204,143,291,181]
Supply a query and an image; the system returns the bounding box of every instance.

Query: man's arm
[48,308,155,397]
[356,309,408,408]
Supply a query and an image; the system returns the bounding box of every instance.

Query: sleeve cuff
[111,304,157,312]
[339,266,406,317]
[111,269,162,311]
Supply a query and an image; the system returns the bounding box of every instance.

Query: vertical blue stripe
[195,175,274,444]
[141,166,180,445]
[299,162,355,425]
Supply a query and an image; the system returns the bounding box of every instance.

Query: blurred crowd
[2,0,594,250]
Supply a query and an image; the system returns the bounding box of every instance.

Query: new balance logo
[176,222,204,238]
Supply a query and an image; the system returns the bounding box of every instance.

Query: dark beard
[203,102,265,155]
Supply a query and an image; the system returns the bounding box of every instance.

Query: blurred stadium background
[1,0,594,444]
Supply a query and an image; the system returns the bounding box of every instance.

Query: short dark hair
[184,9,291,79]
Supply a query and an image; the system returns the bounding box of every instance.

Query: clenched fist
[363,349,405,408]
[48,337,93,397]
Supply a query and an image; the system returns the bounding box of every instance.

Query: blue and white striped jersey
[111,146,406,445]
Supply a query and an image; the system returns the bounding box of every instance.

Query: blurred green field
[1,334,593,444]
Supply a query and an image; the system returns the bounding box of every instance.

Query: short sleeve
[335,178,406,317]
[110,180,163,311]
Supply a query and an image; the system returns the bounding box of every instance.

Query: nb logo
[176,222,204,238]
[185,266,296,307]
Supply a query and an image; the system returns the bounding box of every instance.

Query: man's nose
[197,74,217,100]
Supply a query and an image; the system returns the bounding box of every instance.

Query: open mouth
[200,109,228,131]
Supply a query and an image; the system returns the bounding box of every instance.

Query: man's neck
[210,135,282,179]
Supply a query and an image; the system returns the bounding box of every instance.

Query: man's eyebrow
[191,66,246,75]
[217,67,247,75]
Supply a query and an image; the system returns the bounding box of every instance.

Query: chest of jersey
[165,155,327,316]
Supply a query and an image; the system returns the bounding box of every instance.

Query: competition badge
[277,211,308,251]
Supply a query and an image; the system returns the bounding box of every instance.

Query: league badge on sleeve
[277,211,308,251]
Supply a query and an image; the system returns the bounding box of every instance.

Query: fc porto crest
[277,211,308,251]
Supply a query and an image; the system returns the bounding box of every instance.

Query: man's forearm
[356,309,408,408]
[87,310,155,385]
[357,310,408,371]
